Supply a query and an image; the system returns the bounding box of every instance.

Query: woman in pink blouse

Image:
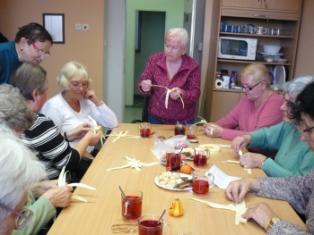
[138,28,200,124]
[205,63,284,140]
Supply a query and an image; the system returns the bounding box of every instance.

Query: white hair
[165,27,189,49]
[0,125,46,224]
[282,75,314,101]
[56,61,92,89]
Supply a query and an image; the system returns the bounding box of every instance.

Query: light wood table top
[48,123,305,235]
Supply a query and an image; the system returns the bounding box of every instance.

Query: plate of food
[154,172,193,192]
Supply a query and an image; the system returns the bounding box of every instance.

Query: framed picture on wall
[43,13,65,44]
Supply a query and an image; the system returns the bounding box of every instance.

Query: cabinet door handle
[253,14,266,18]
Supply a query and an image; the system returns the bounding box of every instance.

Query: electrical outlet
[82,24,90,31]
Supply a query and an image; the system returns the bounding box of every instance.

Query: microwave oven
[218,36,257,60]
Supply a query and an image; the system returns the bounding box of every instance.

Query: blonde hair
[57,61,92,89]
[165,27,189,49]
[240,63,271,85]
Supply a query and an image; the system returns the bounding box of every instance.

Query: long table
[48,123,305,235]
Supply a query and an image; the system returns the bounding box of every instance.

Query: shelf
[220,32,294,39]
[217,58,292,66]
[213,88,243,93]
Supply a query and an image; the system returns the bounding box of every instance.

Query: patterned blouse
[257,172,314,234]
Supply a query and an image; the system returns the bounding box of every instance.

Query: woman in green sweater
[232,76,314,177]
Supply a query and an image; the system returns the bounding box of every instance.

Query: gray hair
[0,84,36,131]
[282,75,314,101]
[11,62,47,101]
[165,27,189,49]
[57,61,92,89]
[0,125,46,223]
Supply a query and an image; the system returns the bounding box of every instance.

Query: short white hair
[0,125,46,223]
[57,61,92,89]
[282,75,314,101]
[165,27,189,49]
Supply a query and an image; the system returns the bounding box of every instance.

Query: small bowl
[263,44,281,55]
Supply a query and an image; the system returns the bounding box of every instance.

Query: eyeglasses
[164,44,181,51]
[241,81,262,91]
[31,43,50,57]
[0,202,33,230]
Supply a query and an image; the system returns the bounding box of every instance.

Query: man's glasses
[0,202,33,230]
[241,81,262,91]
[32,43,50,57]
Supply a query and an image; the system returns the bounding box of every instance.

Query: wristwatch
[267,217,281,230]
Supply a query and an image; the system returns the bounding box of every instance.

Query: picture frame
[43,13,65,44]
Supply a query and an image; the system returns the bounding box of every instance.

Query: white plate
[154,172,192,192]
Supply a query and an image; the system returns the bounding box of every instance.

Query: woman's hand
[140,80,152,92]
[225,178,260,203]
[169,87,183,100]
[85,89,103,106]
[84,130,101,146]
[240,153,266,168]
[204,123,223,138]
[66,123,92,141]
[232,135,251,153]
[243,203,277,230]
[42,186,73,208]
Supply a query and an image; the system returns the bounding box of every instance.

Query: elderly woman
[205,63,283,140]
[0,85,73,235]
[138,27,200,124]
[0,126,46,235]
[42,61,118,153]
[225,81,314,234]
[232,76,314,177]
[10,63,99,180]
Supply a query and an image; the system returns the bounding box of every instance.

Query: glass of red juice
[192,175,209,194]
[174,123,185,135]
[193,148,208,167]
[138,215,163,235]
[140,122,151,138]
[121,191,143,220]
[166,152,181,171]
[187,125,196,140]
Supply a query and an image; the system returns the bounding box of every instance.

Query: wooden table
[48,123,305,235]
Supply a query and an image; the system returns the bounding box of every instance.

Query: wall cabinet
[204,0,303,121]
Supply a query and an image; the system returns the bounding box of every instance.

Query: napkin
[206,165,240,189]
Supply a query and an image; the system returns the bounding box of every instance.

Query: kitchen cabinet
[202,0,303,121]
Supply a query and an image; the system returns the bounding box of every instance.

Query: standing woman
[205,63,283,140]
[42,61,118,152]
[138,27,201,124]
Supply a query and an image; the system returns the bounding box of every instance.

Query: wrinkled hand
[140,80,152,92]
[204,123,223,138]
[240,153,266,168]
[169,87,183,100]
[66,123,92,141]
[85,89,102,105]
[243,203,277,230]
[42,186,73,208]
[225,178,260,203]
[232,135,251,153]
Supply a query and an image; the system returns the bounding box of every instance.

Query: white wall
[104,0,125,121]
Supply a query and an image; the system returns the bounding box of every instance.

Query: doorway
[125,11,166,122]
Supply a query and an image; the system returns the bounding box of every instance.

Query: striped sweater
[22,114,80,179]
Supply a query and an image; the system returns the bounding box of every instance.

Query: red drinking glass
[193,148,208,167]
[121,191,143,220]
[166,152,181,171]
[187,125,196,140]
[192,176,209,194]
[140,123,151,138]
[138,215,163,235]
[174,123,185,135]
